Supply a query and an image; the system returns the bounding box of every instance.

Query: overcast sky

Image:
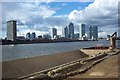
[0,0,119,38]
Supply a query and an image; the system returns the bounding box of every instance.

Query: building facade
[51,28,57,39]
[43,34,51,39]
[38,35,42,39]
[31,32,36,40]
[74,33,79,40]
[89,26,92,40]
[26,32,36,40]
[17,36,25,40]
[68,22,74,39]
[63,26,69,38]
[79,23,85,40]
[7,20,17,41]
[89,26,98,40]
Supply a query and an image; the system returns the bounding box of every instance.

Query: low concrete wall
[2,50,88,78]
[80,49,110,56]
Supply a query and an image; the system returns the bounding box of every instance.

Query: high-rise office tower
[51,28,57,39]
[63,26,69,38]
[89,26,98,40]
[7,20,17,41]
[68,22,74,39]
[92,26,98,40]
[89,26,92,40]
[79,23,85,39]
[31,32,36,40]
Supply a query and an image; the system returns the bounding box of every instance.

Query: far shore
[1,39,96,45]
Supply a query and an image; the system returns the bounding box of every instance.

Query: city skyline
[6,20,98,41]
[1,0,119,39]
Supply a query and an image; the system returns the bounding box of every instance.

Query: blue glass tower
[79,23,85,39]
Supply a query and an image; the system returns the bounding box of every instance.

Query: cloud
[1,2,70,38]
[1,0,119,38]
[68,10,83,21]
[98,32,107,38]
[62,3,67,6]
[1,2,57,38]
[2,2,56,20]
[45,16,68,27]
[38,5,56,18]
[82,0,118,25]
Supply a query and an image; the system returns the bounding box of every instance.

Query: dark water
[2,40,119,61]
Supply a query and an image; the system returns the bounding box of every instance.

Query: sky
[0,0,119,38]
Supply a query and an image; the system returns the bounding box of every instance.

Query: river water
[2,40,120,61]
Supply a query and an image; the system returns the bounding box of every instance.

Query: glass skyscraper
[51,28,57,39]
[31,32,36,40]
[89,26,92,40]
[79,23,85,39]
[89,26,98,40]
[63,26,69,38]
[68,22,74,39]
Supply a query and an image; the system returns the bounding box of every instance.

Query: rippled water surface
[2,40,119,61]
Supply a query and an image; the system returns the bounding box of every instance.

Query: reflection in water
[9,45,14,47]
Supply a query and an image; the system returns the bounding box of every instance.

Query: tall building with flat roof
[92,26,98,40]
[62,26,69,38]
[89,26,92,40]
[68,22,74,39]
[7,20,17,41]
[30,32,36,40]
[79,23,85,39]
[89,26,98,40]
[51,28,57,39]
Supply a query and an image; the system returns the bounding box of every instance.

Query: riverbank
[2,50,88,78]
[19,49,119,80]
[2,48,116,79]
[1,39,93,45]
